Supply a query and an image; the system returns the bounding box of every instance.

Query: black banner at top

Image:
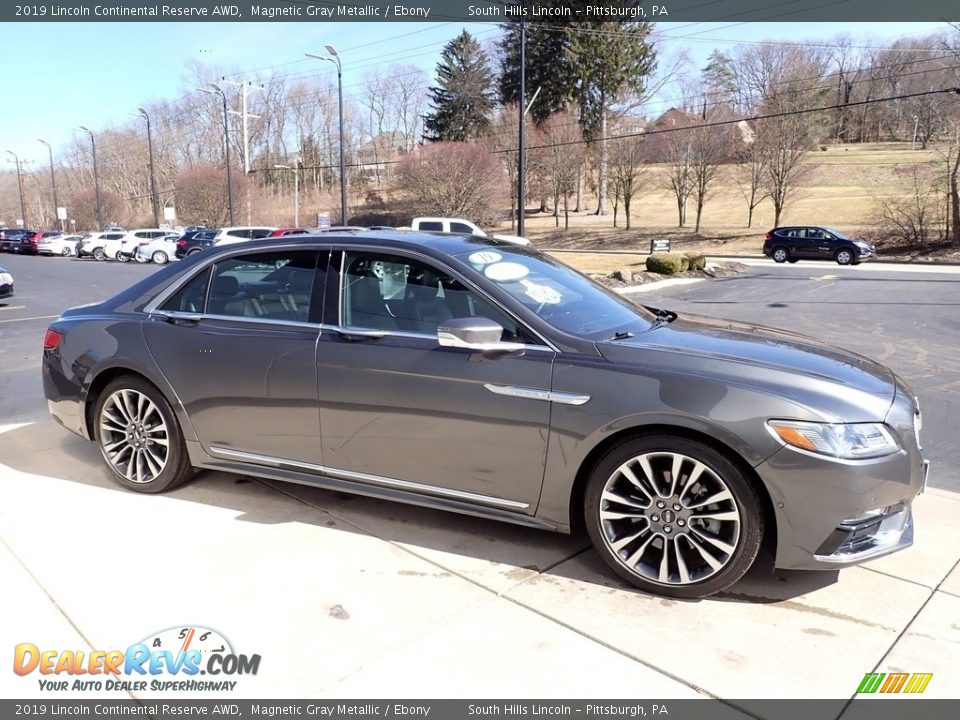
[3,0,958,23]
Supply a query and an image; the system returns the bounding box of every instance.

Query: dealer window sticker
[520,278,563,305]
[468,250,503,266]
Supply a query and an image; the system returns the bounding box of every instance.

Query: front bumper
[759,385,926,570]
[0,284,13,299]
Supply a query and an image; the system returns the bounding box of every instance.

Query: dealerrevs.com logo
[13,626,261,692]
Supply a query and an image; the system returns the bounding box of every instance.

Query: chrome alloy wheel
[98,389,170,484]
[599,451,742,586]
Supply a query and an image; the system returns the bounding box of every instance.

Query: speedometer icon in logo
[142,626,233,659]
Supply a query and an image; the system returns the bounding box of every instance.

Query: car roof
[200,229,522,258]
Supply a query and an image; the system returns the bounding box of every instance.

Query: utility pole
[37,139,60,230]
[79,126,103,231]
[198,84,235,226]
[5,151,28,229]
[221,79,262,225]
[138,108,160,227]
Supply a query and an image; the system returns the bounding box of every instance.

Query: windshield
[826,228,849,240]
[456,247,655,339]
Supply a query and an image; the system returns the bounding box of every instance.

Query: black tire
[116,252,130,263]
[187,248,201,256]
[152,251,168,265]
[584,435,764,599]
[835,249,854,265]
[61,246,72,257]
[93,247,106,262]
[93,376,194,494]
[771,247,789,263]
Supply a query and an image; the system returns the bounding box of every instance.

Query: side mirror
[437,317,525,353]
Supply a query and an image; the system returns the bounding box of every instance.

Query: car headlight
[0,272,12,285]
[767,420,900,460]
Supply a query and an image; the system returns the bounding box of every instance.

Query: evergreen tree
[424,31,496,142]
[702,50,739,110]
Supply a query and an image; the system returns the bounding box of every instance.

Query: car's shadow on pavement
[3,422,839,604]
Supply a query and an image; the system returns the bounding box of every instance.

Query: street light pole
[274,163,299,227]
[37,139,60,230]
[78,126,103,231]
[306,46,347,224]
[138,108,160,228]
[5,150,28,229]
[518,18,526,238]
[198,85,235,226]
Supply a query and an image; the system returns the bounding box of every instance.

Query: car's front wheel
[61,246,72,257]
[152,251,168,265]
[836,249,854,265]
[771,247,789,263]
[93,377,194,493]
[116,252,130,263]
[584,435,764,598]
[93,247,106,261]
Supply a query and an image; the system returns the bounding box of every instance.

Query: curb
[544,248,960,267]
[615,278,705,294]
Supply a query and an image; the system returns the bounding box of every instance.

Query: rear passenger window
[450,222,474,234]
[418,222,443,231]
[207,250,320,322]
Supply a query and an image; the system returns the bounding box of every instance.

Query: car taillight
[43,329,64,350]
[177,239,187,247]
[764,230,773,240]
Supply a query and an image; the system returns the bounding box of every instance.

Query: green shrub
[685,253,706,271]
[646,253,685,275]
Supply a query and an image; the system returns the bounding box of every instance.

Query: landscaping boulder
[612,267,633,283]
[685,253,707,271]
[646,253,686,275]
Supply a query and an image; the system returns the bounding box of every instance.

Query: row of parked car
[0,226,317,265]
[0,217,531,267]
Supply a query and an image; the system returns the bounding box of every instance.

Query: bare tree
[733,133,768,227]
[541,111,585,229]
[393,142,508,226]
[689,118,734,232]
[175,165,248,226]
[756,113,814,227]
[608,131,647,230]
[661,129,696,227]
[879,166,946,247]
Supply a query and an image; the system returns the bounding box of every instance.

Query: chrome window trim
[209,446,529,510]
[151,310,321,330]
[316,323,553,352]
[334,245,560,353]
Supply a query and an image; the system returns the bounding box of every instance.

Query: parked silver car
[42,233,927,597]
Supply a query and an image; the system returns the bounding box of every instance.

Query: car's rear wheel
[187,248,202,256]
[116,252,130,263]
[61,246,72,257]
[93,247,106,261]
[584,435,764,598]
[772,247,789,263]
[835,249,854,265]
[152,251,168,265]
[94,377,194,493]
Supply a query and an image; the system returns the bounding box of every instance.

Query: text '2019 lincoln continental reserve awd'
[42,232,928,598]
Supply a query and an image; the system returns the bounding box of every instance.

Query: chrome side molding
[484,384,590,406]
[208,446,530,510]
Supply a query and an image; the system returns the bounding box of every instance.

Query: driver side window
[340,251,527,341]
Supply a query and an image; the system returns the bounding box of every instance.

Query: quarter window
[450,222,474,234]
[340,251,527,341]
[418,221,443,231]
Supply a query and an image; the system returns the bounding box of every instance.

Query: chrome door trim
[484,384,591,405]
[150,310,321,331]
[209,446,530,510]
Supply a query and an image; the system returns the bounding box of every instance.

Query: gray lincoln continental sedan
[42,232,928,597]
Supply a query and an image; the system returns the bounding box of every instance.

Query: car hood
[597,312,896,421]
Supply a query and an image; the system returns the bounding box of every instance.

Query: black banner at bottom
[2,699,959,720]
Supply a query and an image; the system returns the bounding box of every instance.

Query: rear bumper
[0,284,14,299]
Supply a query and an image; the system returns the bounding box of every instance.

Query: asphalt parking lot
[0,253,958,710]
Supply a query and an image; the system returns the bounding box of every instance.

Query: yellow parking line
[0,314,58,324]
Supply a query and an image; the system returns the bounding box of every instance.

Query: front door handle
[336,327,386,341]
